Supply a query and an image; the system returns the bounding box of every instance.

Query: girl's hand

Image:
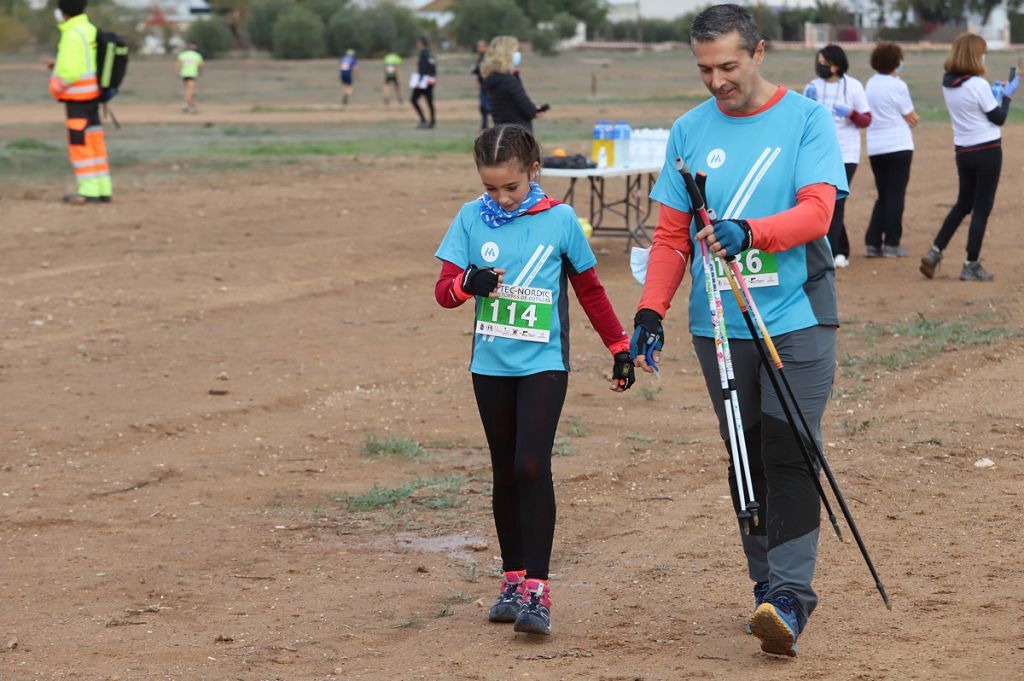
[487,269,505,297]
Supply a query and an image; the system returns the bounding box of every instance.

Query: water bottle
[613,121,631,168]
[592,120,613,168]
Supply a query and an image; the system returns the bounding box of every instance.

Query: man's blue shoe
[744,581,770,634]
[749,593,800,657]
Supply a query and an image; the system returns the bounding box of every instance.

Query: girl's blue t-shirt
[435,200,597,376]
[651,89,849,340]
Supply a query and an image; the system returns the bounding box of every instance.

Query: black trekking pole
[678,159,891,610]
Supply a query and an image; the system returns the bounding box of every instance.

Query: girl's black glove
[612,351,635,391]
[462,264,500,296]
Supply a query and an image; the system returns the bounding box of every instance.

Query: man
[382,50,402,105]
[48,0,111,204]
[339,48,358,105]
[471,38,489,129]
[410,36,436,129]
[177,43,204,114]
[631,4,847,657]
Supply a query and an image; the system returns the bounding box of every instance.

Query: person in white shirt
[864,42,918,258]
[920,33,1019,282]
[803,44,871,268]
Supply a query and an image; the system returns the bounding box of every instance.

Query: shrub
[530,26,559,54]
[272,6,326,58]
[184,18,234,57]
[326,4,416,57]
[303,0,346,24]
[449,0,530,49]
[0,14,31,52]
[248,0,296,50]
[551,11,577,39]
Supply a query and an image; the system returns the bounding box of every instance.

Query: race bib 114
[476,285,553,343]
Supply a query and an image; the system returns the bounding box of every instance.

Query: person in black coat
[480,36,543,132]
[411,36,437,129]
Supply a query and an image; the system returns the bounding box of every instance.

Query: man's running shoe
[865,245,883,258]
[960,260,994,282]
[744,581,771,634]
[487,571,525,623]
[749,593,801,657]
[513,579,552,635]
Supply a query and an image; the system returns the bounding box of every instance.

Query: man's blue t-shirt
[435,199,597,376]
[650,89,849,340]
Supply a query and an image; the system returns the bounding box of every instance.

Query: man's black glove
[612,351,635,391]
[631,308,664,372]
[461,264,500,296]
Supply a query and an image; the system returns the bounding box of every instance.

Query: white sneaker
[834,254,849,268]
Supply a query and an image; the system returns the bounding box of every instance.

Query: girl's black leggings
[827,162,857,258]
[934,144,1002,262]
[472,371,567,580]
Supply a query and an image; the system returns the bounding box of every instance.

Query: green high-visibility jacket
[50,13,100,101]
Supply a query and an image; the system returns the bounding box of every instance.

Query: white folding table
[540,164,661,251]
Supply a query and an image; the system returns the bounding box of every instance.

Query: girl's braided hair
[473,124,541,173]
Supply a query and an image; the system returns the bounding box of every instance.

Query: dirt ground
[2,91,1024,680]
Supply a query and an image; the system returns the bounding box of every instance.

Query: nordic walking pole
[724,258,892,611]
[674,157,759,531]
[687,170,844,544]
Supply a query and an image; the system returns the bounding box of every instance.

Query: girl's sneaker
[513,579,552,635]
[487,571,525,623]
[745,581,771,634]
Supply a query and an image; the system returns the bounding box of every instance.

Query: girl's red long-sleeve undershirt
[637,182,837,318]
[434,260,630,356]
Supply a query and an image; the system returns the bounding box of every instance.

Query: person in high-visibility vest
[48,0,111,204]
[177,43,204,114]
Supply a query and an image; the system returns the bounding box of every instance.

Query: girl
[920,33,1019,281]
[434,124,634,636]
[803,44,871,268]
[864,42,918,258]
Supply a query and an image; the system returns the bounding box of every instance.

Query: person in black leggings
[921,32,1018,281]
[434,125,635,636]
[411,36,437,129]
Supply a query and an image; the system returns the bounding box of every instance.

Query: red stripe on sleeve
[637,204,692,318]
[747,183,836,253]
[435,260,473,308]
[568,267,629,356]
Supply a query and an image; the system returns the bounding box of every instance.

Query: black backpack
[95,30,128,102]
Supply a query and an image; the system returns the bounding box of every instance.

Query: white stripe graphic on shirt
[521,245,554,288]
[722,146,771,220]
[512,244,546,287]
[726,146,781,219]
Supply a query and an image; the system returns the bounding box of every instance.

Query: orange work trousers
[65,100,112,199]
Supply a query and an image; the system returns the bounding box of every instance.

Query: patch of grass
[229,137,470,159]
[625,433,654,442]
[841,418,872,437]
[361,433,422,460]
[638,385,662,401]
[5,137,58,152]
[841,312,1018,371]
[222,126,276,137]
[434,603,455,618]
[565,417,586,438]
[458,563,479,583]
[442,591,474,605]
[396,615,422,628]
[338,474,467,513]
[552,437,573,457]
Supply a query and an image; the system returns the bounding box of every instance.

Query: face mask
[54,8,64,23]
[512,51,522,68]
[815,62,832,79]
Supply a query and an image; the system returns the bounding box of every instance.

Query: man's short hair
[690,4,761,56]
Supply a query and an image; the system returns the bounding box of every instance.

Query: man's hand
[696,219,752,260]
[610,351,635,392]
[833,103,852,118]
[631,309,663,374]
